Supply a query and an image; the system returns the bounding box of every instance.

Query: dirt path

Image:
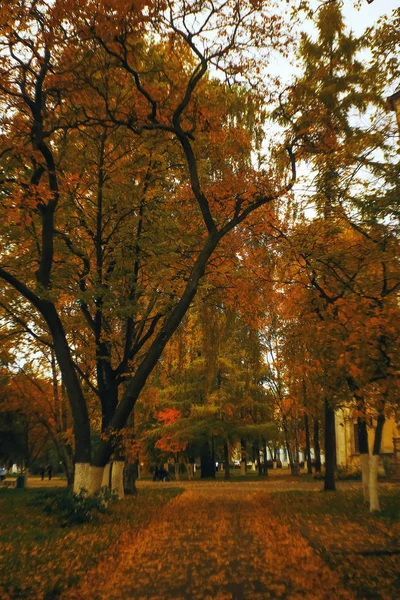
[63,482,356,600]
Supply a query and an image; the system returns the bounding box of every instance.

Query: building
[335,408,400,477]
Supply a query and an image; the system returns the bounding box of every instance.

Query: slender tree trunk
[223,440,230,480]
[262,438,269,477]
[314,419,321,472]
[174,461,180,481]
[254,441,262,476]
[358,417,369,503]
[324,399,336,491]
[369,413,385,512]
[304,414,312,474]
[240,438,247,476]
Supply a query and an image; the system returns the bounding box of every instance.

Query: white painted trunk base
[73,463,104,495]
[111,461,125,499]
[101,463,111,488]
[369,454,380,512]
[360,454,370,503]
[240,462,246,476]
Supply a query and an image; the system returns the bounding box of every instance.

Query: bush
[313,467,361,481]
[336,466,362,480]
[30,487,117,526]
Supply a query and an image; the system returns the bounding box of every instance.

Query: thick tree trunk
[44,303,91,464]
[124,461,138,495]
[223,441,230,480]
[200,441,215,479]
[74,463,104,495]
[110,460,125,498]
[313,419,322,473]
[185,463,194,480]
[324,399,336,491]
[304,414,312,474]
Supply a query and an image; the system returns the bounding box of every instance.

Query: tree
[0,0,298,494]
[272,0,399,504]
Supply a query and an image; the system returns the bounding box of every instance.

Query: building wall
[335,407,400,473]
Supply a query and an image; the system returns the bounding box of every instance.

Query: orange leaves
[157,408,181,426]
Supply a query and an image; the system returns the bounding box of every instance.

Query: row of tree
[1,1,399,511]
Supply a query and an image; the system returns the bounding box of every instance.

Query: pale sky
[341,0,398,34]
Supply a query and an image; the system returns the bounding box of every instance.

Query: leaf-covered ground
[267,485,400,600]
[1,479,399,599]
[61,480,399,600]
[0,487,183,599]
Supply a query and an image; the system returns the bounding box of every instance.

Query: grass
[0,486,183,600]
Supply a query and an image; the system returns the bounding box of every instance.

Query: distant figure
[153,466,170,482]
[39,465,45,481]
[46,463,53,480]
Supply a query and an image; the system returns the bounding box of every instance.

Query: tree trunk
[314,419,322,472]
[174,461,180,481]
[304,413,312,474]
[324,399,336,491]
[240,438,247,476]
[185,463,194,480]
[73,464,104,495]
[369,412,385,512]
[110,460,125,498]
[124,461,138,495]
[358,417,370,503]
[262,438,268,477]
[223,440,230,480]
[44,303,92,464]
[255,441,263,476]
[200,441,215,479]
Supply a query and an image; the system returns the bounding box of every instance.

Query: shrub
[312,467,362,481]
[30,487,117,526]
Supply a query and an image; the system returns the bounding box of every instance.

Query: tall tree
[0,0,298,494]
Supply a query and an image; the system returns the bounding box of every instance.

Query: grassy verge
[267,486,400,599]
[0,486,183,600]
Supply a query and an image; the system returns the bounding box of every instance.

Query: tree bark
[262,438,269,477]
[223,440,230,480]
[369,412,385,512]
[304,413,312,474]
[358,417,370,502]
[324,399,336,491]
[314,419,322,472]
[124,461,138,495]
[200,441,215,479]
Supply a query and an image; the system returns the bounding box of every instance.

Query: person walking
[39,465,45,481]
[46,463,53,481]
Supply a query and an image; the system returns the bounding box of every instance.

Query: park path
[62,482,356,600]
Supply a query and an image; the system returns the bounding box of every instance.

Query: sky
[340,0,398,35]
